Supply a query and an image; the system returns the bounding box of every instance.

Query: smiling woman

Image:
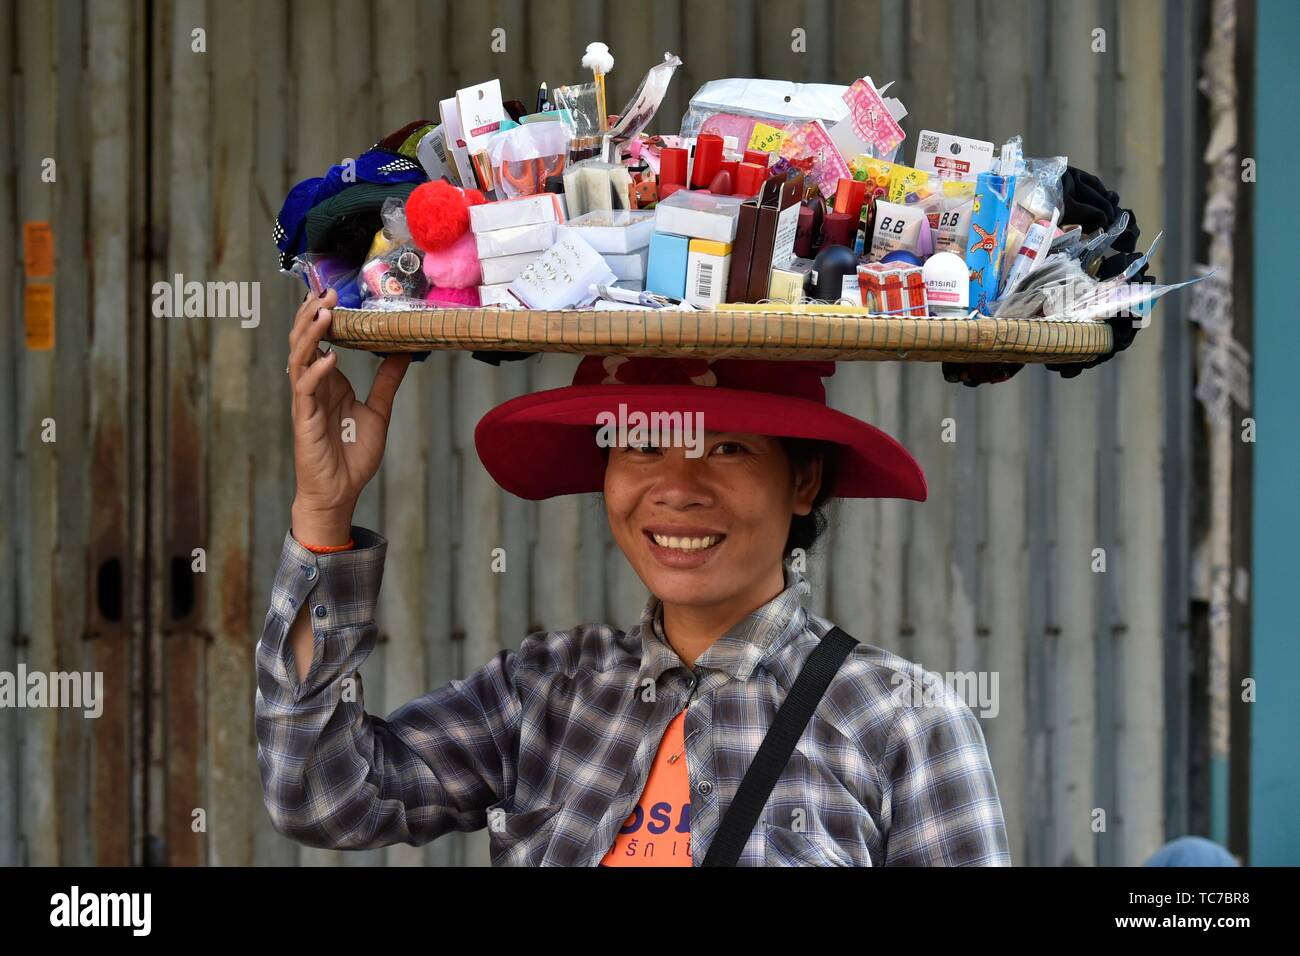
[594,427,840,668]
[595,432,842,560]
[257,305,1011,866]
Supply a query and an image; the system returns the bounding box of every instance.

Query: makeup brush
[582,42,615,133]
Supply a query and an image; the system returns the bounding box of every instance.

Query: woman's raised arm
[284,287,410,680]
[253,291,521,851]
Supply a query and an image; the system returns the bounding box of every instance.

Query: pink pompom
[421,229,482,288]
[423,285,481,308]
[406,180,470,252]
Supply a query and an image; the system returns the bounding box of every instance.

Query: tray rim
[325,306,1114,364]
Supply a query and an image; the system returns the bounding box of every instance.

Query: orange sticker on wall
[25,283,54,350]
[23,221,54,278]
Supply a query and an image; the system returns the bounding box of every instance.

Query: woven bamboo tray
[327,306,1112,363]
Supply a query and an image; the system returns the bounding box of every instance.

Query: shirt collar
[635,555,812,686]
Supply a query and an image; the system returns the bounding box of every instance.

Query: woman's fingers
[295,348,338,401]
[364,353,413,424]
[288,288,336,375]
[289,308,334,383]
[289,287,335,351]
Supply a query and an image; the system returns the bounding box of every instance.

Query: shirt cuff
[268,525,388,631]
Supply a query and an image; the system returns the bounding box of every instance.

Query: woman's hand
[287,288,412,544]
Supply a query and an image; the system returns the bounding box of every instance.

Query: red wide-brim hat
[474,355,928,502]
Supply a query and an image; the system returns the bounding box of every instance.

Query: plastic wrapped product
[867,200,928,261]
[679,77,851,149]
[920,192,975,260]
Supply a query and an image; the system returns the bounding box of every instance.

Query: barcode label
[918,132,940,153]
[696,262,713,298]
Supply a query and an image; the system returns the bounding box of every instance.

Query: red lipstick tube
[660,147,688,188]
[734,162,766,197]
[690,134,724,189]
[833,178,868,221]
[822,211,857,248]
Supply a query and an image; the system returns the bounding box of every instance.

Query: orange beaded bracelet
[293,533,355,554]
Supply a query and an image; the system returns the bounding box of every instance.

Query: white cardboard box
[559,210,655,254]
[475,221,557,258]
[469,193,564,233]
[480,250,543,285]
[654,190,743,243]
[479,283,522,307]
[604,249,649,281]
[685,239,733,307]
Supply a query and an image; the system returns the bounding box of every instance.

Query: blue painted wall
[1250,0,1300,867]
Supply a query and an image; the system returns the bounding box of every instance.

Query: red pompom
[406,180,470,253]
[462,189,488,208]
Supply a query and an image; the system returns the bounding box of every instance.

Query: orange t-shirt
[599,709,693,866]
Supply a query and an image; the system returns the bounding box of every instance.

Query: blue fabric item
[274,148,426,269]
[1142,836,1240,867]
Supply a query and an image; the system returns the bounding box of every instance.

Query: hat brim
[474,384,928,501]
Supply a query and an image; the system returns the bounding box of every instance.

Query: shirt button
[697,780,713,796]
[313,605,327,619]
[304,566,317,580]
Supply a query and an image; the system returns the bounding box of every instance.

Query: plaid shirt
[256,526,1011,866]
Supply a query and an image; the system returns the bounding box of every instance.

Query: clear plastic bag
[994,237,1212,322]
[552,82,601,141]
[486,122,569,197]
[995,136,1068,287]
[679,78,851,143]
[381,197,412,244]
[1038,274,1209,323]
[286,252,365,308]
[359,245,428,302]
[603,53,682,161]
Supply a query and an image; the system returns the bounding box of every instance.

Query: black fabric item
[470,350,537,365]
[305,181,419,258]
[700,625,860,867]
[371,349,537,365]
[312,213,386,265]
[941,165,1152,386]
[373,350,431,362]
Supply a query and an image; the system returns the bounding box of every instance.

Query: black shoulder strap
[700,625,859,867]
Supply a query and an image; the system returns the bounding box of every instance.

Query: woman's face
[603,430,823,608]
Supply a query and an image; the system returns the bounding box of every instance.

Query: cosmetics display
[277,46,1202,369]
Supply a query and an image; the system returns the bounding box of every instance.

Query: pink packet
[779,120,850,199]
[842,77,906,155]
